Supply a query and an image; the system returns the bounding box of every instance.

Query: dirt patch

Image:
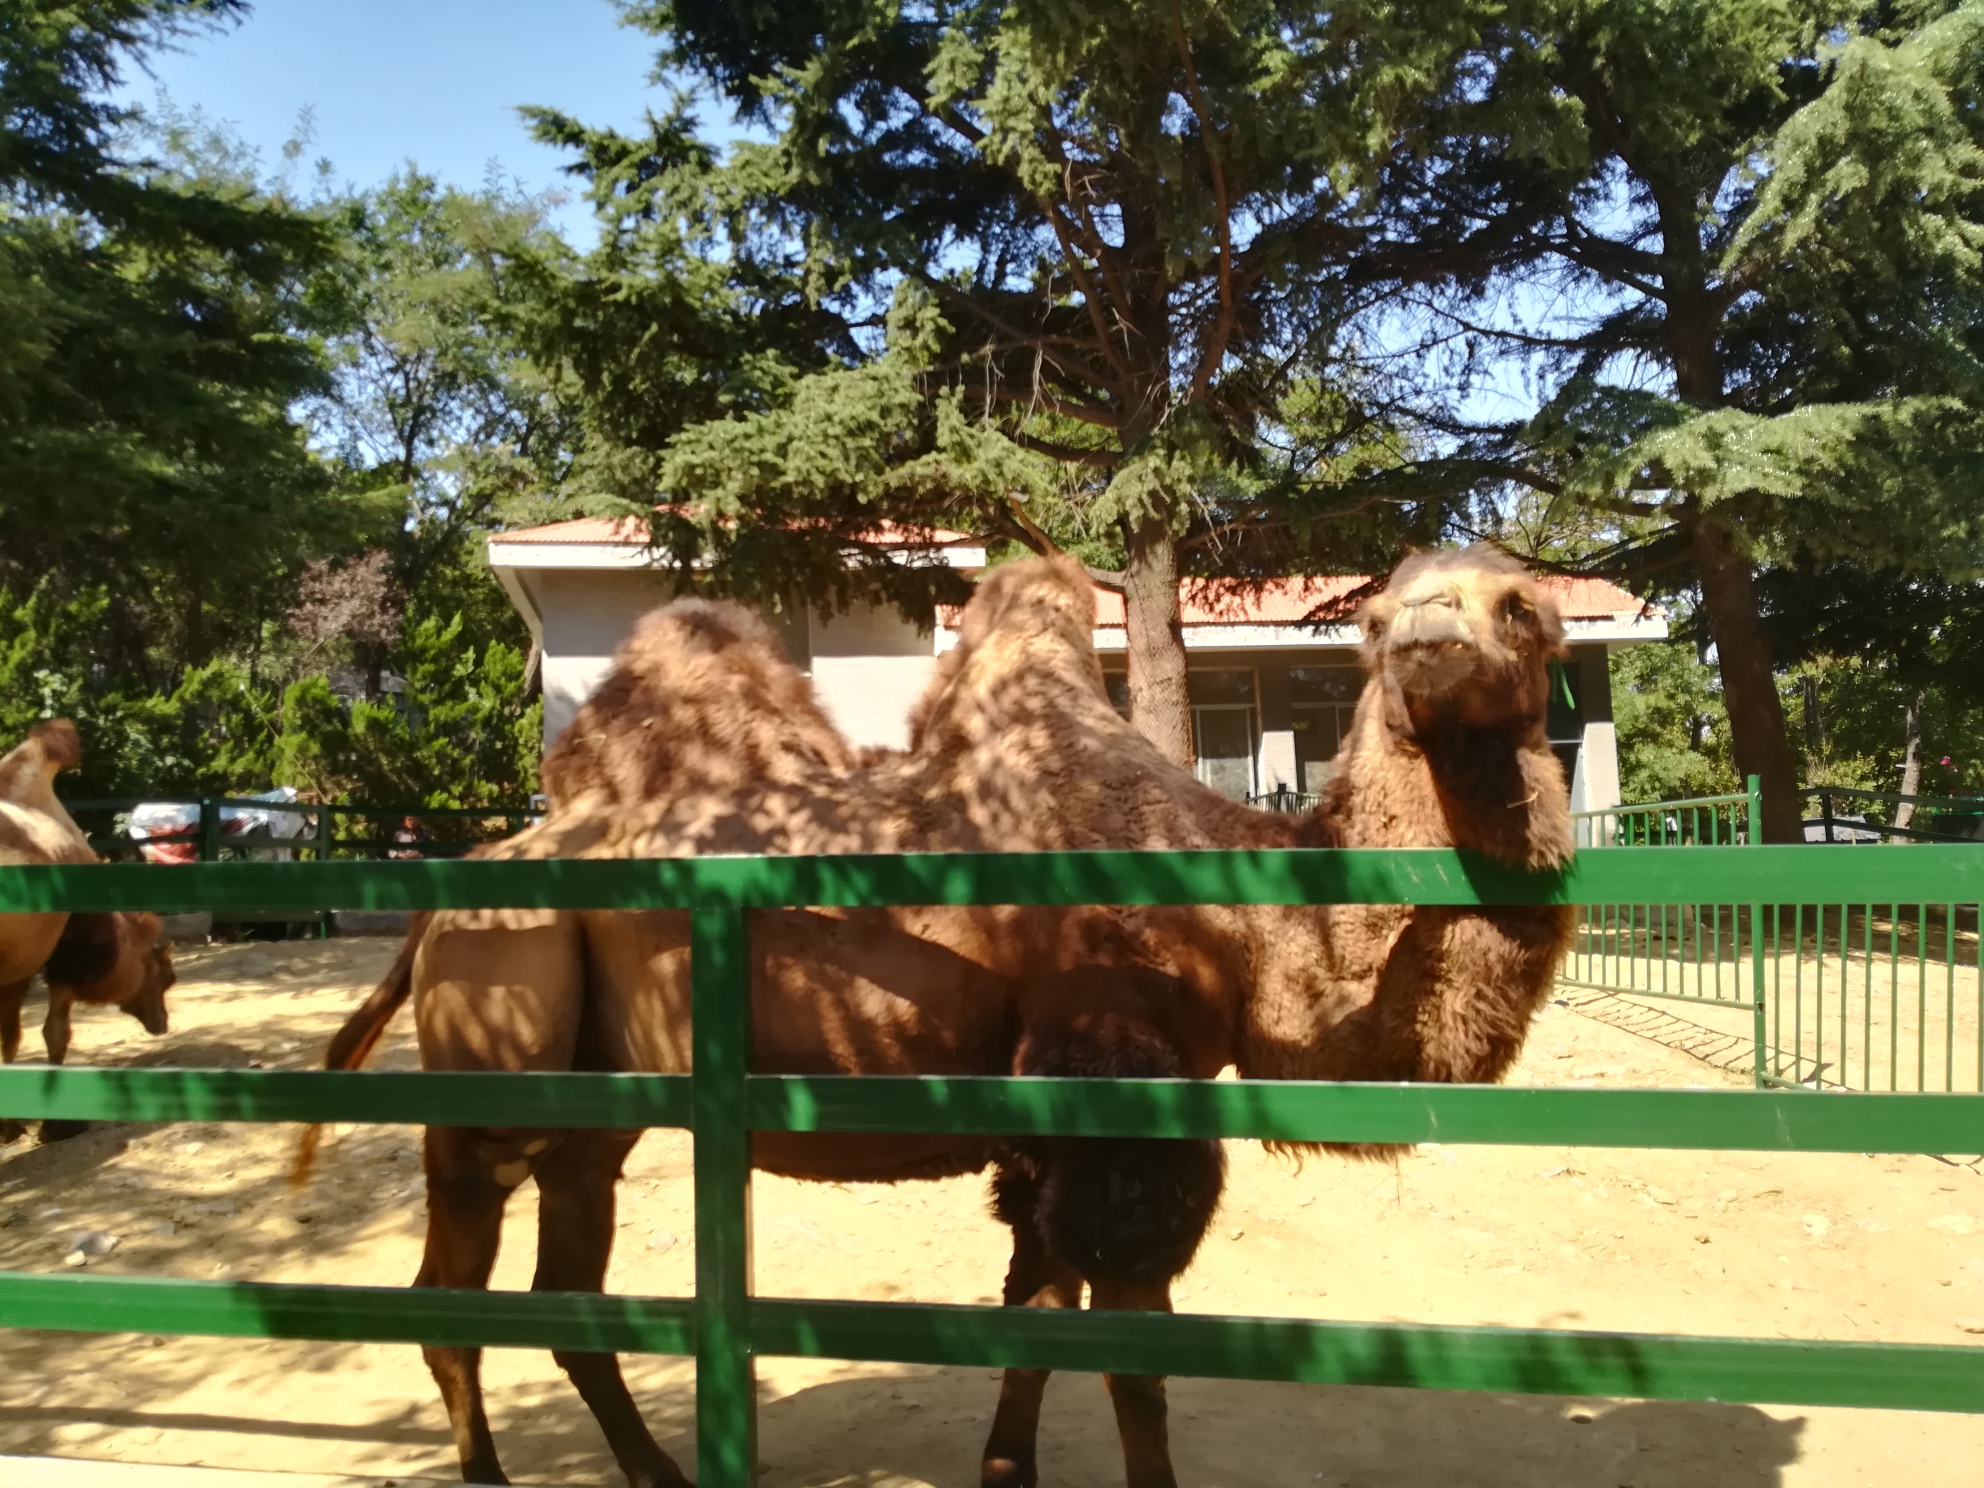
[1,943,1980,1486]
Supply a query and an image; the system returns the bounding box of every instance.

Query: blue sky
[117,0,675,241]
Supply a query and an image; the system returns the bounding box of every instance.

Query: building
[488,518,1666,814]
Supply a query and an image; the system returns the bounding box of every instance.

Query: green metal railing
[60,796,536,865]
[3,847,1984,1487]
[1563,781,1984,1093]
[1804,785,1984,844]
[1570,782,1756,849]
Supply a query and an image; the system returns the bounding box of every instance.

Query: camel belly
[582,908,1014,1080]
[0,912,67,985]
[751,1132,992,1182]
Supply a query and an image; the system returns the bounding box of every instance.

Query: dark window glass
[1546,661,1583,743]
[1103,670,1130,718]
[1288,665,1362,704]
[1187,669,1256,705]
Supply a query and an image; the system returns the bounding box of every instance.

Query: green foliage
[273,615,540,808]
[542,1,1483,711]
[1611,627,1739,806]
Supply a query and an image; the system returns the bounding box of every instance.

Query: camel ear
[1534,594,1568,657]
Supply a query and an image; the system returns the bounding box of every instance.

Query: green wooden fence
[3,845,1984,1486]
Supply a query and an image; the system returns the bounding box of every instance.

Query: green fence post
[1746,775,1769,1085]
[197,797,220,863]
[692,906,756,1487]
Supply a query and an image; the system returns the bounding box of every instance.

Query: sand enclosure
[1,937,1981,1487]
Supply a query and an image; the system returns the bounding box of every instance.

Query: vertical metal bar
[693,907,756,1488]
[1771,903,1783,1080]
[1814,903,1825,1087]
[1791,903,1804,1082]
[198,797,220,864]
[1917,902,1928,1092]
[1944,904,1956,1094]
[1863,904,1874,1091]
[1880,908,1896,1095]
[1751,900,1768,1088]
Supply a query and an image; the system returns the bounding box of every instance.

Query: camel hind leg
[980,1163,1083,1488]
[417,1124,532,1484]
[528,1126,691,1488]
[993,1008,1225,1488]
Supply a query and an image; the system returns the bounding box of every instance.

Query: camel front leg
[529,1127,690,1488]
[0,979,28,1063]
[981,1165,1083,1488]
[0,980,27,1144]
[1089,1280,1179,1488]
[418,1125,526,1484]
[40,984,73,1066]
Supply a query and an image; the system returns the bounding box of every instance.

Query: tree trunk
[1688,511,1803,843]
[1122,514,1193,769]
[1894,692,1926,832]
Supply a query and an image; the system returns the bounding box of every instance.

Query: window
[1097,668,1261,802]
[1189,670,1257,800]
[1288,664,1361,793]
[1547,660,1583,800]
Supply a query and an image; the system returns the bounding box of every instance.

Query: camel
[0,721,99,999]
[305,545,1575,1488]
[0,721,177,1145]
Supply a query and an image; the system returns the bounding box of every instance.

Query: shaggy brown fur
[305,548,1575,1488]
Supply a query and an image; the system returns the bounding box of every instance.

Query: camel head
[1359,545,1565,741]
[117,914,175,1036]
[46,911,176,1035]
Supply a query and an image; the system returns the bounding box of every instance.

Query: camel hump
[27,719,82,771]
[0,719,83,805]
[42,912,123,990]
[540,594,854,811]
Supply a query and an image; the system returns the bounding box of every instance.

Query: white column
[1581,720,1622,810]
[1258,729,1298,793]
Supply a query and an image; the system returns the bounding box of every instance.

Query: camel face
[1361,545,1565,736]
[120,934,175,1036]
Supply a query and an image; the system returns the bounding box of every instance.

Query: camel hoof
[981,1457,1037,1488]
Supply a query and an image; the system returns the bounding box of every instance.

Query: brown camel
[0,721,178,1144]
[0,721,98,998]
[306,546,1574,1488]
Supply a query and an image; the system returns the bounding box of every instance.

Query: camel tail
[290,914,427,1189]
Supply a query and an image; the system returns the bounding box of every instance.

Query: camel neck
[1333,705,1572,870]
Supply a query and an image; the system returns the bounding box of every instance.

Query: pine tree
[538,2,1518,763]
[1421,0,1984,839]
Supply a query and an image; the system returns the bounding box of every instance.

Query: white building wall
[806,601,938,752]
[529,574,935,754]
[537,569,677,745]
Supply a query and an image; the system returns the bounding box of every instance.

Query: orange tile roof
[491,516,978,547]
[940,573,1653,629]
[492,519,1656,627]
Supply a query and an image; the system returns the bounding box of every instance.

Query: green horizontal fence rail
[5,848,1984,1487]
[1561,781,1984,1095]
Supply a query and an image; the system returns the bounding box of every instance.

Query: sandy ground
[0,938,1981,1488]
